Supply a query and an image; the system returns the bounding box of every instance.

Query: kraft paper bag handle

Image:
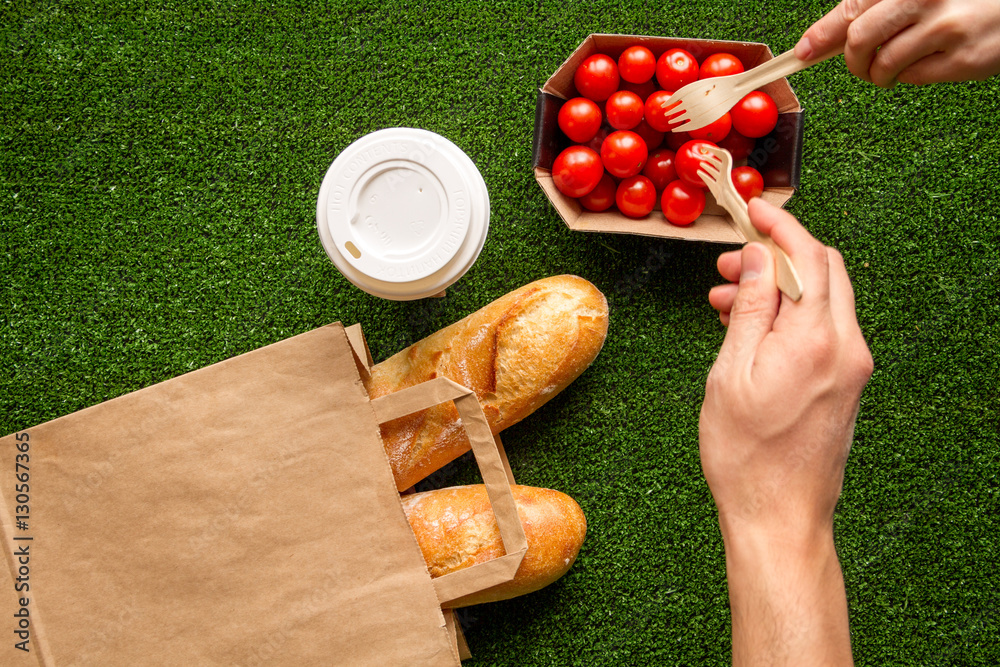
[369,377,529,607]
[493,433,515,486]
[344,323,374,383]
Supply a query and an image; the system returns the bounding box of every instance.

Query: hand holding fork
[697,145,804,301]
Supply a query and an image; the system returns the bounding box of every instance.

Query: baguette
[365,275,609,491]
[401,484,587,607]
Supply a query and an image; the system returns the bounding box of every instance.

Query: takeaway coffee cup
[316,128,490,300]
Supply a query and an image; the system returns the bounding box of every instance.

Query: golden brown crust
[365,275,609,491]
[400,484,587,607]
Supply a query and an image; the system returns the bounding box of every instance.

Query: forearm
[720,516,853,667]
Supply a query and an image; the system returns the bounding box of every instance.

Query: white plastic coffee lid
[316,128,490,300]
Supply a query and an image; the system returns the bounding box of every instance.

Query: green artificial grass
[2,1,998,664]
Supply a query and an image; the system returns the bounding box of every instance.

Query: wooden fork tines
[697,145,804,301]
[665,47,842,132]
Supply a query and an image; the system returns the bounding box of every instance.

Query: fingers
[712,250,743,327]
[747,198,831,312]
[897,51,971,85]
[844,0,922,83]
[717,250,742,283]
[716,201,844,334]
[891,0,1000,85]
[868,21,947,87]
[795,0,883,61]
[824,248,875,388]
[824,248,859,330]
[896,52,950,85]
[709,282,739,318]
[716,243,780,365]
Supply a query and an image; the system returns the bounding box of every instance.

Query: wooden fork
[663,47,844,132]
[697,145,803,301]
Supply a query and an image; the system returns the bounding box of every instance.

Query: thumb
[718,243,780,364]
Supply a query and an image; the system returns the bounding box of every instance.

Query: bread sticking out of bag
[365,275,609,491]
[401,484,587,607]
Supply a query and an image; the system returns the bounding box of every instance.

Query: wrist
[718,509,835,564]
[719,509,839,593]
[720,512,853,666]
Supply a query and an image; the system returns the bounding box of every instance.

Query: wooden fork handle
[738,46,845,93]
[725,194,804,301]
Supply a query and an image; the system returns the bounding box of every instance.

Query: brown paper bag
[0,322,526,666]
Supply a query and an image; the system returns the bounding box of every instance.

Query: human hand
[702,198,872,534]
[795,0,1000,87]
[700,199,871,665]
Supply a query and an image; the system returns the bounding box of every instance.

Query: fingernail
[795,37,814,61]
[741,244,765,282]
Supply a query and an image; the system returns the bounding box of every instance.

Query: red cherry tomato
[632,118,664,151]
[688,111,732,143]
[655,48,699,91]
[557,97,603,143]
[616,175,657,218]
[674,139,718,189]
[574,54,620,102]
[579,173,618,212]
[731,90,779,138]
[665,130,692,151]
[552,145,604,198]
[642,148,676,191]
[618,45,656,84]
[605,90,644,130]
[619,78,657,101]
[601,130,648,179]
[717,128,755,161]
[731,166,764,203]
[661,180,706,226]
[585,126,611,154]
[699,53,745,79]
[644,90,682,133]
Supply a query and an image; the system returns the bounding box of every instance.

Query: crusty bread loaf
[401,484,587,607]
[365,275,609,491]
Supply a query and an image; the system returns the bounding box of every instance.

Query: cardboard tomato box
[533,34,804,243]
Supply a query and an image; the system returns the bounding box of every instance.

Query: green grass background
[2,0,997,664]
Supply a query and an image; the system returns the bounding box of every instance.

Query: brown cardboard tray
[533,33,804,243]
